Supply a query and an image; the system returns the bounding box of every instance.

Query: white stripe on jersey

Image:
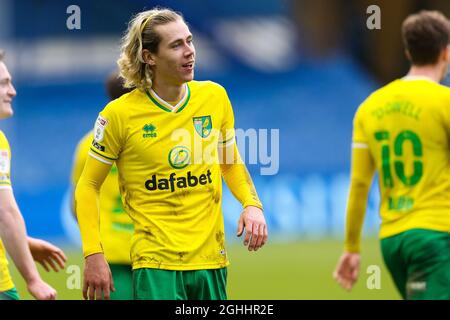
[88,151,113,165]
[352,142,369,149]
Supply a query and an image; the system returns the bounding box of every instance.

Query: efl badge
[0,150,9,173]
[193,115,212,138]
[94,115,108,142]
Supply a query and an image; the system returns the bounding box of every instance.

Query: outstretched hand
[28,237,67,272]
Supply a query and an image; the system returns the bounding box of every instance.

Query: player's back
[354,78,450,238]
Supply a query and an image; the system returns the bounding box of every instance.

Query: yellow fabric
[76,80,262,270]
[72,131,133,264]
[220,144,263,210]
[75,154,111,257]
[0,130,15,291]
[344,147,375,252]
[347,78,450,251]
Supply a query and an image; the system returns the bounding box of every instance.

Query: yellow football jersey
[353,77,450,238]
[0,130,15,291]
[89,81,236,270]
[72,131,133,265]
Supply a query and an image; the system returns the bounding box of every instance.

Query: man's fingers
[46,258,59,272]
[53,251,67,269]
[57,250,68,262]
[95,284,103,300]
[236,216,244,237]
[89,284,96,300]
[39,260,50,272]
[351,266,359,280]
[254,224,266,250]
[110,272,116,292]
[248,224,258,250]
[261,224,268,247]
[102,284,111,300]
[82,281,88,300]
[243,222,253,246]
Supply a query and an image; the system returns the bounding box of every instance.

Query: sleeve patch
[92,140,106,152]
[0,150,10,173]
[94,115,108,143]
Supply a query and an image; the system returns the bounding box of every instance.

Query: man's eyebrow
[168,34,193,45]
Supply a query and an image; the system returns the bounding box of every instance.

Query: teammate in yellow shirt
[334,11,450,299]
[75,8,268,300]
[0,50,67,300]
[71,72,133,299]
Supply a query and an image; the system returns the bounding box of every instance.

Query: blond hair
[117,8,183,91]
[0,50,4,62]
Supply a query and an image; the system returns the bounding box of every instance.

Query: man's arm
[220,143,268,251]
[75,154,115,300]
[0,190,57,300]
[334,146,375,291]
[71,133,92,219]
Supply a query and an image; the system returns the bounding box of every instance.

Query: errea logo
[142,123,157,138]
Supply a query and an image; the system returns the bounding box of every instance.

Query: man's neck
[151,80,185,104]
[406,65,443,83]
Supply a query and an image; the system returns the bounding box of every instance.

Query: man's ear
[405,49,412,62]
[444,45,450,62]
[142,49,156,66]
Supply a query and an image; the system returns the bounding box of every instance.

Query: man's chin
[0,107,13,120]
[182,72,194,83]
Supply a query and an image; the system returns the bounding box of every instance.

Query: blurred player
[71,72,133,300]
[0,50,67,300]
[334,11,450,299]
[75,8,267,300]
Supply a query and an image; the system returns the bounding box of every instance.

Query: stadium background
[1,0,449,299]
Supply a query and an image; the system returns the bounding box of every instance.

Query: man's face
[150,19,195,86]
[0,62,16,119]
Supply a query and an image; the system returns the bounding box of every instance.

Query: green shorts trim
[133,267,227,300]
[0,287,20,300]
[381,229,450,300]
[109,263,133,300]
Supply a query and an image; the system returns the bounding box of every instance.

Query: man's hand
[27,278,57,300]
[333,252,360,291]
[28,237,67,272]
[83,253,115,300]
[236,206,268,251]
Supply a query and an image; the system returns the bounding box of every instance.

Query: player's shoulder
[102,88,142,115]
[79,130,94,146]
[189,80,228,95]
[368,80,401,100]
[357,80,401,111]
[0,130,8,146]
